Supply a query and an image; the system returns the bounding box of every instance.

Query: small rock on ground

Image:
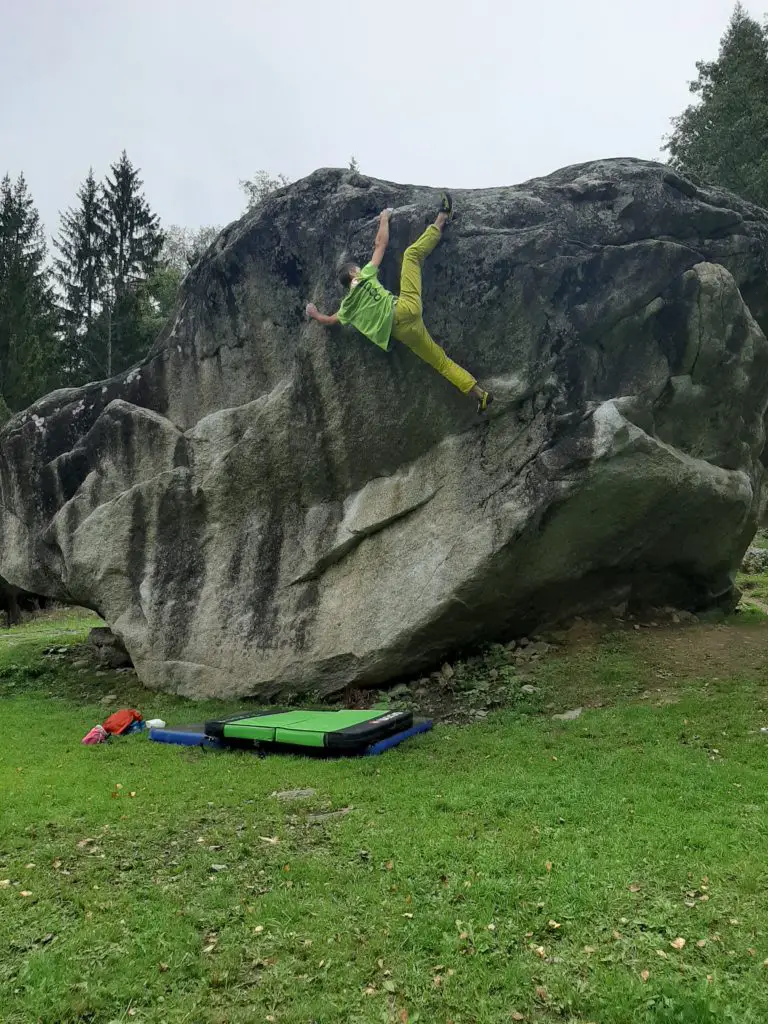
[521,684,538,695]
[271,788,317,801]
[388,683,412,699]
[552,707,583,721]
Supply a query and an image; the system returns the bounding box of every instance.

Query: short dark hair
[338,262,358,290]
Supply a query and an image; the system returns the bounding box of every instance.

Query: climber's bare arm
[370,208,393,267]
[305,303,339,326]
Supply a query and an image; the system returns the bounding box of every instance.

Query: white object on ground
[552,707,583,722]
[146,719,166,729]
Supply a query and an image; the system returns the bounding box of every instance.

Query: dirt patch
[627,620,768,681]
[485,615,768,717]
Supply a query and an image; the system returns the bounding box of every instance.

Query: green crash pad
[205,708,413,753]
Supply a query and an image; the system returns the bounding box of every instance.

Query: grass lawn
[1,613,768,1023]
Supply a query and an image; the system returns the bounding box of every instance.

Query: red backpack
[102,708,143,735]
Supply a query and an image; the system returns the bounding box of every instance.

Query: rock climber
[305,193,493,414]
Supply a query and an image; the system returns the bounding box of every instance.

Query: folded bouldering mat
[149,710,432,756]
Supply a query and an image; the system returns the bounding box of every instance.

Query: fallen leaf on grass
[254,925,264,934]
[547,920,561,929]
[533,946,547,959]
[640,970,650,982]
[535,986,548,1001]
[697,939,707,948]
[433,975,442,986]
[402,913,413,919]
[159,962,169,972]
[763,958,768,967]
[583,946,596,955]
[383,979,396,993]
[545,861,552,873]
[258,836,280,845]
[20,891,32,897]
[363,986,376,996]
[385,860,394,871]
[399,1011,409,1023]
[76,838,95,849]
[52,860,62,870]
[628,883,642,893]
[670,937,686,950]
[511,1014,525,1022]
[655,949,668,959]
[487,923,496,931]
[612,930,622,941]
[0,880,10,888]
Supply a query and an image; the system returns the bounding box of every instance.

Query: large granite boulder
[1,158,768,698]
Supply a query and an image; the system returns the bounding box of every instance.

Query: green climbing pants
[391,225,476,394]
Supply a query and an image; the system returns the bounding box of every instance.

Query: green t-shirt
[337,263,396,351]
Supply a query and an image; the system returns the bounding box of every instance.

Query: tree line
[0,156,289,421]
[665,3,768,208]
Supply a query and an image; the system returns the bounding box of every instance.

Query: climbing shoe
[439,190,454,220]
[477,390,494,416]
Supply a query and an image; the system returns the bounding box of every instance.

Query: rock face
[88,626,133,669]
[741,546,768,575]
[1,159,768,698]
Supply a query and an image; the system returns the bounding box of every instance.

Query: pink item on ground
[82,724,109,745]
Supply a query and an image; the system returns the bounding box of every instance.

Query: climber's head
[338,262,360,290]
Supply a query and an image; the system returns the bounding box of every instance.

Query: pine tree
[665,4,768,207]
[0,174,58,410]
[54,169,106,383]
[100,151,164,374]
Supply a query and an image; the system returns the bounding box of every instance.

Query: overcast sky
[1,0,762,241]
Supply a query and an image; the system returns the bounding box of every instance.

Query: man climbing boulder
[306,193,493,414]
